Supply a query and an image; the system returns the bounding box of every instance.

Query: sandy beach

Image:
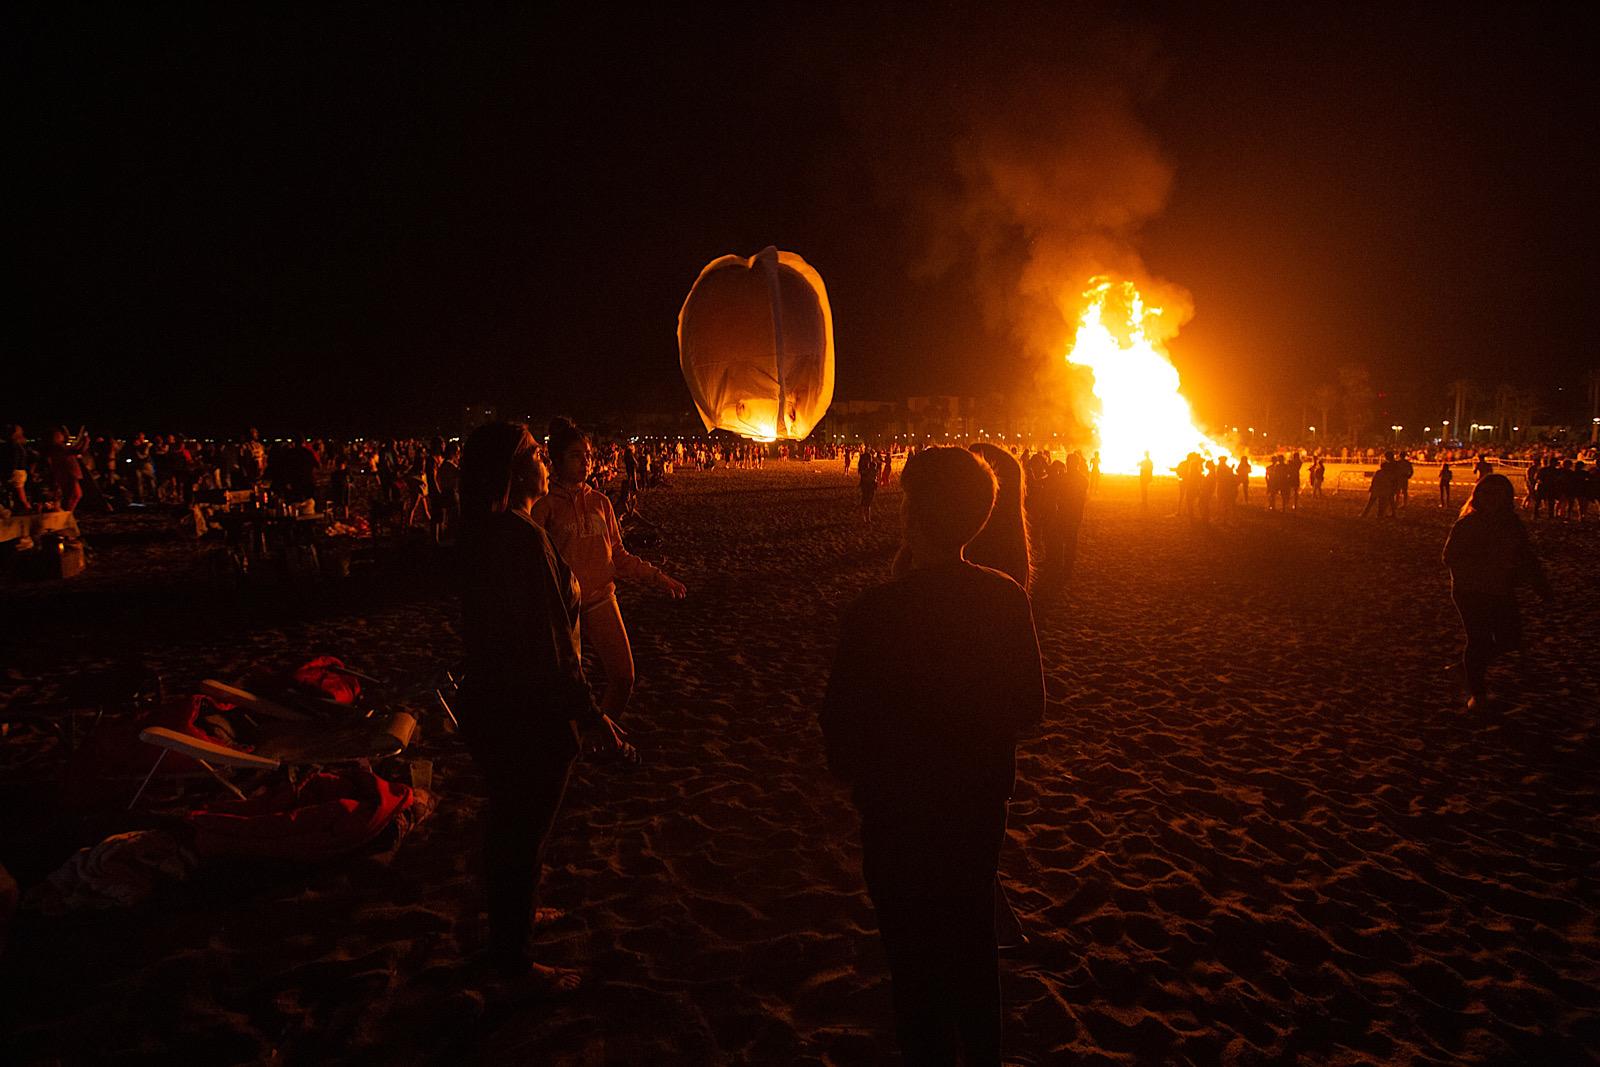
[3,461,1596,1065]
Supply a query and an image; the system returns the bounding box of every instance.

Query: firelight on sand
[1065,277,1230,474]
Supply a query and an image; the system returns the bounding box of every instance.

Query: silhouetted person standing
[1362,453,1399,518]
[821,447,1044,1066]
[457,422,629,990]
[1443,474,1551,710]
[1041,455,1088,594]
[859,449,880,523]
[1138,451,1153,508]
[1439,462,1453,505]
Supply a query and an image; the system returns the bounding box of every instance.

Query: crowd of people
[454,419,1566,1063]
[5,406,1581,1063]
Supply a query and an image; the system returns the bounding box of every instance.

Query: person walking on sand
[1138,450,1153,509]
[533,417,686,725]
[858,448,880,523]
[1439,461,1454,506]
[457,421,631,989]
[1443,473,1551,711]
[821,446,1044,1067]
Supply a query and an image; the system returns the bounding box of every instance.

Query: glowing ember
[1064,277,1230,474]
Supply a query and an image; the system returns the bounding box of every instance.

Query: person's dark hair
[900,446,996,552]
[460,421,533,523]
[966,442,1031,589]
[1460,472,1516,520]
[548,416,585,465]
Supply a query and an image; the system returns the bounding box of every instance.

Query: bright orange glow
[1064,277,1230,474]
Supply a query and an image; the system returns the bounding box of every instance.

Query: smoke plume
[846,6,1189,422]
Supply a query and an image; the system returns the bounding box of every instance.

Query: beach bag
[291,656,361,705]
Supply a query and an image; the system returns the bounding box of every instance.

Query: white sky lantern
[678,247,835,441]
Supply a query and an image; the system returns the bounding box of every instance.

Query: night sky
[12,5,1595,436]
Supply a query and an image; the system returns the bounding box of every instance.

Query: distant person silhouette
[1089,451,1101,494]
[1138,451,1153,508]
[1236,452,1252,503]
[1361,452,1399,518]
[1395,452,1414,508]
[1040,455,1089,594]
[859,449,880,523]
[1439,462,1453,505]
[1176,452,1202,522]
[1443,474,1551,710]
[821,446,1044,1066]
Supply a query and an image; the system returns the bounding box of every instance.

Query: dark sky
[12,4,1596,435]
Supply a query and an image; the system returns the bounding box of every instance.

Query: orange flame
[1064,277,1230,475]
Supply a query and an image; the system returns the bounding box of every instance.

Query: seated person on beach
[532,417,686,726]
[820,446,1045,1066]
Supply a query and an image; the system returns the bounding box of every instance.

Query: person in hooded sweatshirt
[532,417,686,724]
[456,421,631,989]
[1442,473,1552,710]
[821,446,1044,1066]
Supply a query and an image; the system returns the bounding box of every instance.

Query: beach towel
[24,829,198,915]
[187,767,413,861]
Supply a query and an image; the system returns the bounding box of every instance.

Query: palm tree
[1338,364,1374,444]
[1311,383,1339,441]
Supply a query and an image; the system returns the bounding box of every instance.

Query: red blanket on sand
[187,768,413,861]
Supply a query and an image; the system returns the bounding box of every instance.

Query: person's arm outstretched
[602,494,686,598]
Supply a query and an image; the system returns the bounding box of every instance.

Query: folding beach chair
[128,680,417,808]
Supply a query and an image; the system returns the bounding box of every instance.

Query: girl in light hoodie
[533,417,687,724]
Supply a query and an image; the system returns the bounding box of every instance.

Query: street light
[1391,424,1403,443]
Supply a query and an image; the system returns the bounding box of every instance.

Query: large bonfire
[1064,277,1231,475]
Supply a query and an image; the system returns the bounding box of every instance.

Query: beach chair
[129,680,417,808]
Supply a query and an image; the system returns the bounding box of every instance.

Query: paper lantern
[678,247,835,441]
